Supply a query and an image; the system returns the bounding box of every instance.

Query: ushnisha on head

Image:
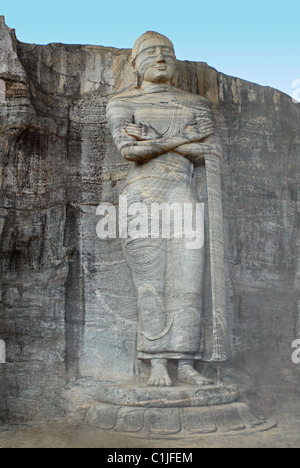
[130,31,176,88]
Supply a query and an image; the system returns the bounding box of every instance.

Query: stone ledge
[97,382,239,408]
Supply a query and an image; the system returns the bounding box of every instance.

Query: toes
[162,377,172,387]
[198,380,208,386]
[148,377,157,386]
[178,369,214,386]
[147,376,160,387]
[202,377,214,386]
[147,375,173,387]
[165,377,172,387]
[195,377,213,386]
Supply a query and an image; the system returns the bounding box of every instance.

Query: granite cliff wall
[0,16,299,421]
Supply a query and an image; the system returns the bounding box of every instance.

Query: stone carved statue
[107,31,228,387]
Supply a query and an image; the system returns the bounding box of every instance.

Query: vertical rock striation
[0,16,299,421]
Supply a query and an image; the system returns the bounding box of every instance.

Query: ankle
[151,358,168,370]
[178,359,194,370]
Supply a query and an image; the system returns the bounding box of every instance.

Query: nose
[157,47,165,62]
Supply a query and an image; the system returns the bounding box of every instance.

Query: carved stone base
[85,383,277,436]
[97,382,239,408]
[86,401,276,436]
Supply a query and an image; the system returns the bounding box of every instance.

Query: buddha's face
[135,37,176,84]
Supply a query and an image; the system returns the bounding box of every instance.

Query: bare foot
[177,361,213,386]
[148,359,172,387]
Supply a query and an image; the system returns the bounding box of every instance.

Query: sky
[1,0,300,100]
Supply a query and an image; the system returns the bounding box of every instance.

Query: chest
[133,95,195,137]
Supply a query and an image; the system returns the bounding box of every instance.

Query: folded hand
[180,121,214,141]
[125,123,162,141]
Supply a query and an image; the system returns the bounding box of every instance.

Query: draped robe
[107,84,224,361]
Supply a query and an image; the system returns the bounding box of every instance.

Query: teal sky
[1,0,300,99]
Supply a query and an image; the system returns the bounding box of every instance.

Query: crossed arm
[107,99,222,165]
[121,121,222,165]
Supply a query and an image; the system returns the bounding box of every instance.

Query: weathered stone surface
[114,407,145,433]
[106,32,227,393]
[182,407,217,433]
[0,16,299,422]
[96,382,239,407]
[212,405,245,432]
[144,408,181,434]
[85,401,277,435]
[85,403,119,430]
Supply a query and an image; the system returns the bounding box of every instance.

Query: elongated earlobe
[130,57,141,89]
[171,63,178,87]
[134,71,141,89]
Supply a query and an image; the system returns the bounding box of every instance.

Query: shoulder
[106,87,143,120]
[107,87,141,106]
[170,87,211,109]
[181,89,210,106]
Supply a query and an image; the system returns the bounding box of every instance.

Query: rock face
[0,16,299,422]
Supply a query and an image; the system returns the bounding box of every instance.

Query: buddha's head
[131,31,176,87]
